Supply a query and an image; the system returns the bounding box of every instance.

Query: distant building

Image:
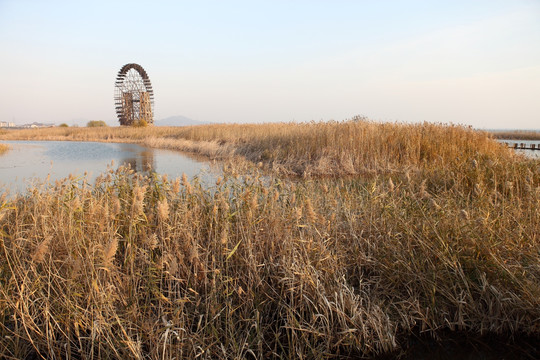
[0,121,15,128]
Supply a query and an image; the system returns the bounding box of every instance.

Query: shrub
[87,120,107,127]
[135,119,149,127]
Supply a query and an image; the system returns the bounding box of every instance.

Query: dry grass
[0,143,9,155]
[0,119,514,176]
[0,120,539,358]
[490,130,540,141]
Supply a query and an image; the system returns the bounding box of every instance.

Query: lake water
[0,141,217,193]
[498,139,540,158]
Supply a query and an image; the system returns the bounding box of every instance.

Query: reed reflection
[120,149,155,173]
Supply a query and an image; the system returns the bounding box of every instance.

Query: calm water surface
[499,139,540,158]
[0,141,217,193]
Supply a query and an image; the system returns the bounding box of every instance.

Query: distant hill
[155,116,210,127]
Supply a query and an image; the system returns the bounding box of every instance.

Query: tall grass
[490,130,540,141]
[0,120,538,358]
[0,120,513,176]
[0,143,9,154]
[0,148,538,358]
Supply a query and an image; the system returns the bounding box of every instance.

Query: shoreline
[488,129,540,141]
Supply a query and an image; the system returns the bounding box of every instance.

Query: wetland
[0,121,538,359]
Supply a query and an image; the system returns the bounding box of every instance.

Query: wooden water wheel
[114,63,154,126]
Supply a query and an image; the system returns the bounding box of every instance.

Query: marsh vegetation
[0,120,538,358]
[0,120,510,176]
[0,143,9,155]
[489,129,540,141]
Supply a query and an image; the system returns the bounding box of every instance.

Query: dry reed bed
[490,130,540,141]
[0,120,511,176]
[0,145,539,358]
[1,122,539,358]
[0,143,9,154]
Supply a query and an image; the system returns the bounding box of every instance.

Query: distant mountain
[155,116,210,127]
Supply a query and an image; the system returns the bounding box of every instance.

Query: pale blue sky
[1,0,539,128]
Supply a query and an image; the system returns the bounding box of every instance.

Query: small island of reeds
[0,119,538,359]
[0,143,9,155]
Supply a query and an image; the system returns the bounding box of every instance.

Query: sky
[0,0,539,129]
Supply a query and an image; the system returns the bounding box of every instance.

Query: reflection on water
[0,140,217,193]
[122,149,155,173]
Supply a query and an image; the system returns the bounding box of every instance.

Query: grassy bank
[489,130,540,141]
[0,121,538,358]
[0,120,512,176]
